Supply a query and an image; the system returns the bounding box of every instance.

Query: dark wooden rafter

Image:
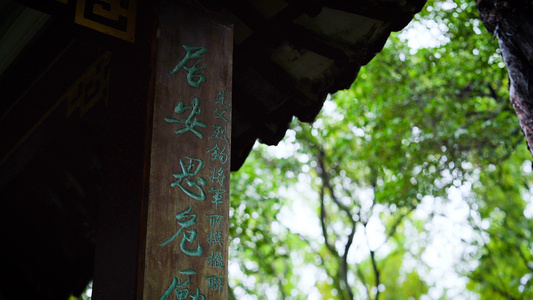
[0,42,104,166]
[229,1,322,159]
[5,0,71,16]
[324,0,427,30]
[0,11,73,113]
[227,0,426,169]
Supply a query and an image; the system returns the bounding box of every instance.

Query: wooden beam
[139,2,233,299]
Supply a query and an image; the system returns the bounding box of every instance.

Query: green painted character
[165,97,206,139]
[206,251,224,269]
[161,270,206,300]
[209,167,226,187]
[206,230,223,247]
[205,214,223,227]
[205,275,223,294]
[169,45,207,88]
[160,206,204,257]
[189,289,206,300]
[206,144,228,164]
[171,157,207,201]
[215,90,230,108]
[211,125,228,142]
[160,276,190,300]
[214,108,229,122]
[208,188,225,209]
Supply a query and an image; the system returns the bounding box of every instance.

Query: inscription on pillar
[142,2,233,299]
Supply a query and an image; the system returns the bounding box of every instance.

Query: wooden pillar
[140,1,233,299]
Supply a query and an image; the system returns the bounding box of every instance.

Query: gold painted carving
[0,51,111,167]
[75,0,137,42]
[63,51,111,116]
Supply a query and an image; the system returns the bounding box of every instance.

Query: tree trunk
[477,0,533,158]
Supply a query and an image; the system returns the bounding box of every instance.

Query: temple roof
[228,0,426,169]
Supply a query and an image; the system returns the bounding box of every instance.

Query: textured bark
[477,0,533,158]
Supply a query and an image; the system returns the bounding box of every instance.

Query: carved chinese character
[205,214,223,228]
[160,276,190,300]
[165,97,206,139]
[206,251,224,269]
[160,206,203,257]
[215,90,230,108]
[206,144,228,164]
[208,188,225,209]
[214,108,229,123]
[209,167,226,187]
[171,157,207,201]
[211,125,229,142]
[205,275,223,294]
[206,230,223,247]
[161,270,206,300]
[169,45,208,88]
[189,289,206,300]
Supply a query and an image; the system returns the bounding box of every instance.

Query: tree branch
[319,181,337,255]
[379,207,415,251]
[355,264,372,299]
[363,221,381,300]
[370,250,381,300]
[467,274,517,300]
[316,147,356,299]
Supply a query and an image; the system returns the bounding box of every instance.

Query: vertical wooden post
[140,1,233,299]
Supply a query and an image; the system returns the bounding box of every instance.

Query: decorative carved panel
[74,0,137,42]
[62,51,111,116]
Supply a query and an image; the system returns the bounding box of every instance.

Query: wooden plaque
[141,2,233,299]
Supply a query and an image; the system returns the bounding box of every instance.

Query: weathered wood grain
[141,2,233,299]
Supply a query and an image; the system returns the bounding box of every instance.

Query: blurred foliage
[229,0,533,299]
[68,281,92,300]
